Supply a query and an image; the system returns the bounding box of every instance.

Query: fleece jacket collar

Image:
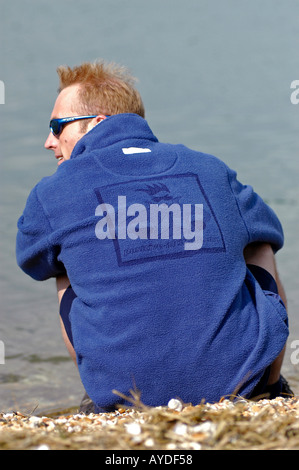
[70,113,159,160]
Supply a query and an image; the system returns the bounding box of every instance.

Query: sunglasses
[50,115,97,137]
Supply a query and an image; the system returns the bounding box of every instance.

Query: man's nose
[44,132,57,150]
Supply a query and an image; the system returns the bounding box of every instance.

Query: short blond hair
[57,60,145,118]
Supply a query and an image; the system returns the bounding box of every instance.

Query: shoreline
[1,396,299,450]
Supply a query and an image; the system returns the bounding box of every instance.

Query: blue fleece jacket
[16,114,288,408]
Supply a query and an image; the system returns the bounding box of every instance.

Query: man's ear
[87,114,107,133]
[95,114,107,124]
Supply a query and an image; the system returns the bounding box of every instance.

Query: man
[16,60,292,412]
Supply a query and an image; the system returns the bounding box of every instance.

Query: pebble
[35,444,51,451]
[168,398,183,412]
[125,422,142,436]
[192,421,217,436]
[172,422,188,435]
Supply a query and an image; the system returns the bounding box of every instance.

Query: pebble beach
[1,395,299,450]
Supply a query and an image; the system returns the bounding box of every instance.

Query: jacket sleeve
[16,185,66,281]
[227,166,284,253]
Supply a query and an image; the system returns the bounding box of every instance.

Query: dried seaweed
[1,394,299,450]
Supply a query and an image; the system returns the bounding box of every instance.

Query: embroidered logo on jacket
[94,174,225,266]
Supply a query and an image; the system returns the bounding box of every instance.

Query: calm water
[0,0,298,413]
